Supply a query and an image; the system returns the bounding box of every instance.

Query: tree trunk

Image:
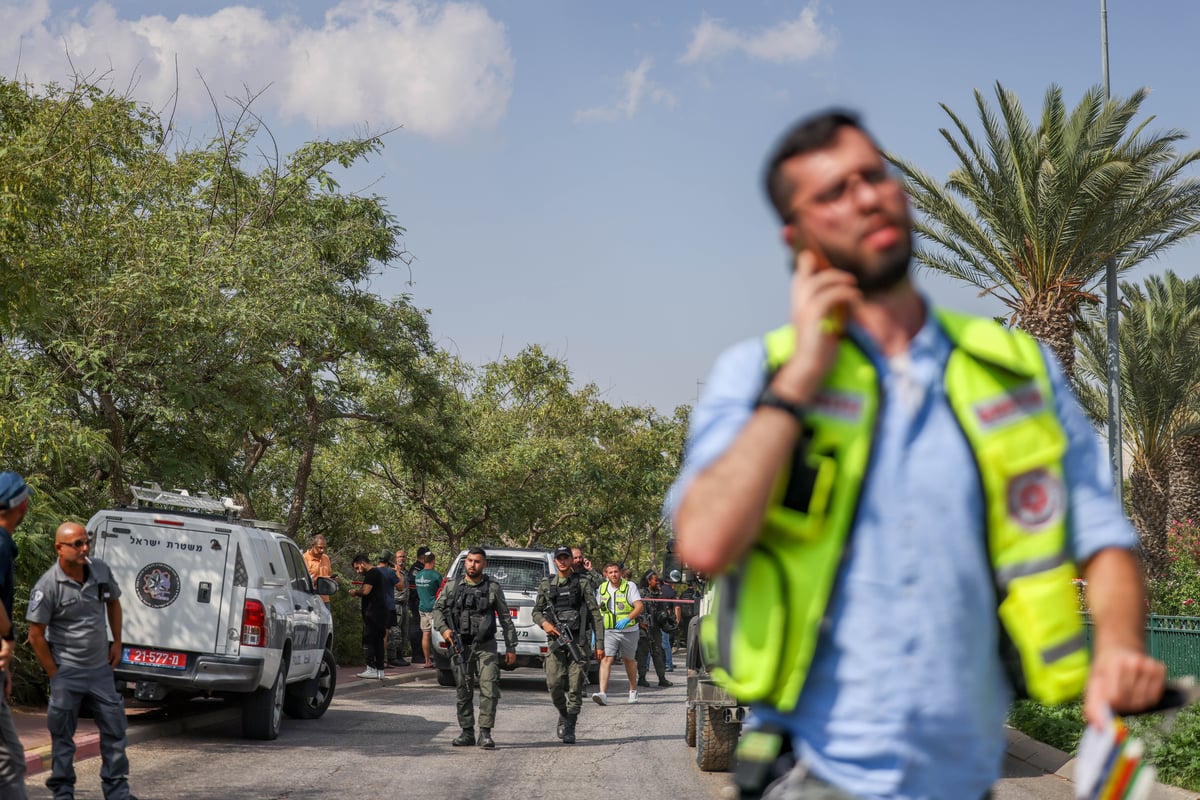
[1129,463,1169,573]
[1167,435,1200,529]
[98,389,129,504]
[286,382,321,538]
[1015,295,1079,379]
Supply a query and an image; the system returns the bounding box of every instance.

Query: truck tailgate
[93,518,233,654]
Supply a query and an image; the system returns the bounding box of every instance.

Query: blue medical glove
[614,618,633,630]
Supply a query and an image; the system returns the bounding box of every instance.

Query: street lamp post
[1101,0,1124,507]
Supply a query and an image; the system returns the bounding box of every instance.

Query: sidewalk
[1004,727,1195,799]
[12,659,432,778]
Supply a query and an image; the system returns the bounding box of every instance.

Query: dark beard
[827,237,912,296]
[854,248,911,295]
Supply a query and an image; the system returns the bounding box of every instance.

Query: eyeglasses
[60,539,91,549]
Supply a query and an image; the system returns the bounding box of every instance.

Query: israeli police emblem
[136,562,181,608]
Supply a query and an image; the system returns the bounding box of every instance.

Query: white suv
[88,484,338,741]
[431,547,556,686]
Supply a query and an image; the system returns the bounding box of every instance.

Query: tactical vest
[701,309,1088,711]
[448,576,497,644]
[547,574,584,633]
[598,580,637,629]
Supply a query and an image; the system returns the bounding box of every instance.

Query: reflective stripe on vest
[598,580,636,629]
[703,308,1087,711]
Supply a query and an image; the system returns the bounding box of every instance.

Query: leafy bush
[1007,699,1085,754]
[1009,699,1200,791]
[1126,704,1200,790]
[1148,519,1200,616]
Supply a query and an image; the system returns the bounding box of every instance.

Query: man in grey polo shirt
[28,522,135,800]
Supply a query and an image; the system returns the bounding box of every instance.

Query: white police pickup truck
[86,484,338,740]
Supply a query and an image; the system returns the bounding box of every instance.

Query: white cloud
[575,57,677,123]
[681,6,835,65]
[1,0,514,138]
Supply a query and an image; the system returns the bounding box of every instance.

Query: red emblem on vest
[1007,468,1065,530]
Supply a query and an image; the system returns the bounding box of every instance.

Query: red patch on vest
[1007,468,1065,530]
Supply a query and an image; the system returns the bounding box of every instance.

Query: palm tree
[1075,272,1200,568]
[890,83,1200,376]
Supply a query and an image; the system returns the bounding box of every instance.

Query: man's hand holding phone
[767,247,860,406]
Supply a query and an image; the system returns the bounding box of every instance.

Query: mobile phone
[794,237,846,333]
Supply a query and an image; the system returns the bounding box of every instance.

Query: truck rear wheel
[243,661,287,740]
[436,668,456,687]
[685,703,697,747]
[284,649,337,720]
[695,704,738,772]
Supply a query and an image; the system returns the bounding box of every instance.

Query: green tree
[357,347,686,570]
[890,83,1200,374]
[1075,272,1200,566]
[0,77,440,536]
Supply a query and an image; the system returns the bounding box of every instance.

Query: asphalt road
[19,667,1195,800]
[22,671,731,800]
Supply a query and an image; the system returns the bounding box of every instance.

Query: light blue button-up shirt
[666,308,1134,800]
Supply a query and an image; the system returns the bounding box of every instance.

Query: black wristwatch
[755,385,812,421]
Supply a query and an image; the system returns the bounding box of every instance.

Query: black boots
[452,728,475,747]
[556,712,567,740]
[478,728,495,749]
[561,714,578,745]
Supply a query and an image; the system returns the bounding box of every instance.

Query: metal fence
[1083,614,1200,678]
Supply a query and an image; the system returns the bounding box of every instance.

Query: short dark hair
[352,552,370,565]
[603,561,621,571]
[763,109,877,224]
[467,546,487,560]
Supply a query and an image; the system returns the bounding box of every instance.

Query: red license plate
[122,647,187,670]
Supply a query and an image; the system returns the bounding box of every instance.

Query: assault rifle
[447,629,474,688]
[544,605,588,666]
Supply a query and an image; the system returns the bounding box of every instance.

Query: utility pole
[1101,0,1124,507]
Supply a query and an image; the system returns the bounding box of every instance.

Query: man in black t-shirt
[349,553,389,678]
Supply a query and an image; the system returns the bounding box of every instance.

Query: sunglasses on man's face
[59,538,91,550]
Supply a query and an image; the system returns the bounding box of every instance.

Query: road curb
[1005,727,1198,799]
[23,668,426,778]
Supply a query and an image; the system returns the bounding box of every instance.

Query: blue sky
[6,1,1200,412]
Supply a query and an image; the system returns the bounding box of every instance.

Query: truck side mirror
[316,577,339,596]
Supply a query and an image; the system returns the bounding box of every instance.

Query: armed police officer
[433,547,517,750]
[532,546,605,744]
[570,547,603,593]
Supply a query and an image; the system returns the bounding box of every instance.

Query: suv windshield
[483,557,547,593]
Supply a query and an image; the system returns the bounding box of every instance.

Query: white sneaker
[355,668,377,678]
[591,691,608,706]
[628,690,639,704]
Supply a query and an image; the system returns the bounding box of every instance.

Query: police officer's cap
[553,545,572,560]
[0,473,30,510]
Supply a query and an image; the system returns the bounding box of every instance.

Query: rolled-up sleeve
[663,337,766,522]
